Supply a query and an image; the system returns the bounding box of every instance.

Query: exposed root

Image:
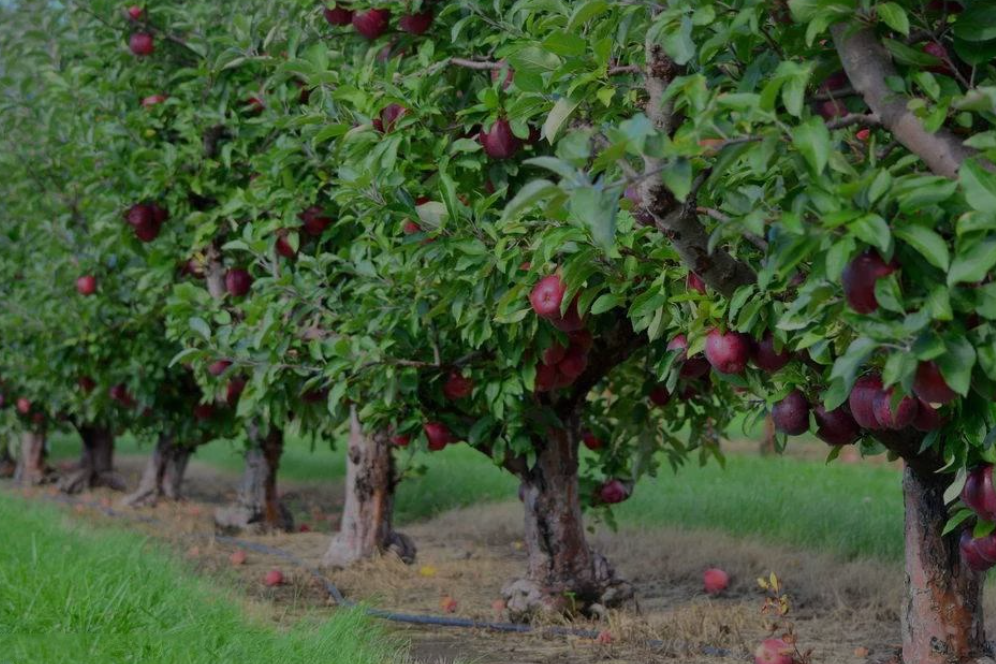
[323,530,417,569]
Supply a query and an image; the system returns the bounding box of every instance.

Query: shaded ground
[8,450,934,664]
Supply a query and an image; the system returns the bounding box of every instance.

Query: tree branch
[831,22,983,178]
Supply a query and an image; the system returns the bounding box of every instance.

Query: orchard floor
[6,451,969,664]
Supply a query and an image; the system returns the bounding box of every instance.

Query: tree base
[0,457,15,479]
[501,551,634,622]
[121,437,191,508]
[323,530,417,569]
[58,468,127,495]
[214,502,294,534]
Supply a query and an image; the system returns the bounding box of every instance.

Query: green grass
[48,430,904,562]
[0,491,401,664]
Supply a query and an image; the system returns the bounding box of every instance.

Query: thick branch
[639,42,755,299]
[562,315,645,415]
[831,23,979,179]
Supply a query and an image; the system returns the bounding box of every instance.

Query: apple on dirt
[263,569,285,586]
[229,549,247,566]
[754,638,794,664]
[703,568,729,595]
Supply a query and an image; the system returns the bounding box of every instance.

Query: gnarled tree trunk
[902,465,990,664]
[0,438,15,478]
[122,433,194,507]
[323,406,415,568]
[58,424,125,494]
[14,429,52,485]
[215,424,293,533]
[503,417,632,622]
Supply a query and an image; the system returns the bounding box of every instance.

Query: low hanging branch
[831,22,980,179]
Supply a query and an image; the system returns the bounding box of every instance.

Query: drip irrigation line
[15,488,739,659]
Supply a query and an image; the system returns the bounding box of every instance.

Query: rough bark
[214,425,293,533]
[14,430,53,485]
[831,23,985,179]
[323,406,415,568]
[58,425,125,494]
[902,465,990,664]
[121,433,194,507]
[0,438,15,478]
[502,417,633,622]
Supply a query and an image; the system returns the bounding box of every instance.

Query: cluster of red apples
[323,3,434,41]
[528,275,594,392]
[123,202,169,243]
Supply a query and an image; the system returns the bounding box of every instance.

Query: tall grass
[0,491,401,664]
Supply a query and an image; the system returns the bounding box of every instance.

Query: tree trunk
[58,425,125,494]
[323,406,415,568]
[502,417,633,622]
[14,430,52,485]
[0,437,15,478]
[902,465,990,664]
[214,425,293,533]
[759,413,776,455]
[121,433,194,507]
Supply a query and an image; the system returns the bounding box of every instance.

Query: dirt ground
[8,451,961,664]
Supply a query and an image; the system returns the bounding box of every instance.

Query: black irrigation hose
[21,489,739,659]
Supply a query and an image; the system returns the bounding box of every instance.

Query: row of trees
[2,0,996,662]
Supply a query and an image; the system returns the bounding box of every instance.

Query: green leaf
[792,117,831,174]
[952,5,996,42]
[661,159,692,202]
[501,179,560,222]
[590,293,623,314]
[189,317,211,341]
[894,226,950,271]
[543,96,581,144]
[849,213,892,255]
[877,3,909,35]
[507,46,562,75]
[960,159,996,214]
[569,186,618,251]
[938,335,977,396]
[949,238,996,285]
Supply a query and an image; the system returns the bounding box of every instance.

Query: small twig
[826,113,882,130]
[812,86,858,101]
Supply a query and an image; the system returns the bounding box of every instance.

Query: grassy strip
[0,490,401,664]
[48,432,904,562]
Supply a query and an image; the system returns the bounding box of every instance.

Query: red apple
[141,94,167,107]
[443,372,473,400]
[440,596,458,613]
[133,216,161,242]
[542,342,567,366]
[814,405,860,445]
[842,250,896,314]
[263,569,285,586]
[230,549,247,566]
[821,70,849,91]
[208,360,232,377]
[960,530,994,572]
[856,128,871,141]
[772,390,810,435]
[16,398,31,415]
[225,378,246,406]
[703,568,729,595]
[78,376,97,393]
[848,374,885,430]
[704,328,750,375]
[873,388,918,430]
[193,403,215,420]
[373,103,406,133]
[424,421,452,451]
[750,334,791,373]
[129,32,154,56]
[962,465,996,521]
[402,219,421,235]
[912,399,942,432]
[686,272,706,294]
[399,11,433,34]
[598,479,629,505]
[649,385,671,407]
[754,638,794,664]
[391,434,411,447]
[323,5,353,26]
[913,361,957,405]
[818,99,847,119]
[923,42,953,76]
[124,203,152,227]
[535,363,559,392]
[126,5,143,20]
[244,96,265,115]
[479,119,522,160]
[529,275,566,319]
[76,275,97,296]
[352,8,390,39]
[581,431,604,451]
[557,345,588,380]
[550,298,585,332]
[298,205,333,236]
[276,232,297,259]
[225,268,252,297]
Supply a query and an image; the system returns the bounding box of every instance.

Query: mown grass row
[0,491,401,664]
